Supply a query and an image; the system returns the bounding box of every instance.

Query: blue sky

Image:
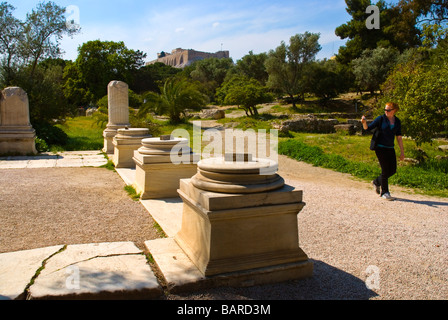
[7,0,353,63]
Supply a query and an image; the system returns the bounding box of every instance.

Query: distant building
[146,48,230,68]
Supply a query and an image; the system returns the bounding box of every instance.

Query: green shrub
[33,121,69,146]
[35,138,49,153]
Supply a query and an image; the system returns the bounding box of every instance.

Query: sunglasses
[385,108,394,112]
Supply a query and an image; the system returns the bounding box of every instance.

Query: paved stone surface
[0,245,64,300]
[0,151,108,169]
[0,242,163,300]
[140,198,183,238]
[144,238,205,292]
[115,167,183,238]
[29,242,162,300]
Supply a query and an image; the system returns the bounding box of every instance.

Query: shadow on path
[170,260,378,300]
[395,197,448,209]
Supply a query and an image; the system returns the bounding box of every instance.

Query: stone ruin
[174,155,312,279]
[132,135,199,199]
[0,87,37,155]
[145,153,313,290]
[112,128,152,168]
[96,80,314,287]
[99,87,313,287]
[103,81,131,154]
[276,114,365,135]
[146,48,230,69]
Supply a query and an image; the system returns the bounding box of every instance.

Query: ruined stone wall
[147,48,230,68]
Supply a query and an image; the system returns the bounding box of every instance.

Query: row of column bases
[106,81,313,283]
[0,80,313,284]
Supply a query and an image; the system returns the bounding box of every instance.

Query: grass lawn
[53,116,197,152]
[54,117,104,151]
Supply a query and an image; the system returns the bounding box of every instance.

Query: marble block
[0,87,36,155]
[112,128,151,168]
[133,136,199,199]
[174,156,312,278]
[103,81,130,154]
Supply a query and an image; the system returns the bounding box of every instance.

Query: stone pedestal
[174,156,312,279]
[103,81,131,154]
[133,136,199,199]
[112,128,151,168]
[0,87,37,155]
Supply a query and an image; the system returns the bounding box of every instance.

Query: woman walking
[361,102,405,201]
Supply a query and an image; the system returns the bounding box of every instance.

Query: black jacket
[367,115,402,147]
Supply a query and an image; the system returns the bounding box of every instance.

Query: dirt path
[0,167,160,254]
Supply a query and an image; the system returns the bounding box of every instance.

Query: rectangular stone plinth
[133,156,197,199]
[113,142,142,168]
[174,179,309,277]
[103,129,117,154]
[179,178,303,211]
[0,130,36,155]
[145,238,313,294]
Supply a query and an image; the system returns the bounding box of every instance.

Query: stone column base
[0,128,37,155]
[103,125,130,154]
[145,237,313,294]
[133,156,198,199]
[175,178,310,277]
[112,128,151,168]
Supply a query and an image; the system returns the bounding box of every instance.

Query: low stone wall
[276,117,372,135]
[278,117,339,134]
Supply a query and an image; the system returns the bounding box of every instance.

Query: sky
[6,0,354,63]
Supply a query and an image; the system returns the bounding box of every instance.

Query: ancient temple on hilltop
[146,48,230,68]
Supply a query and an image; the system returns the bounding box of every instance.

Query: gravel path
[0,156,447,300]
[0,167,160,253]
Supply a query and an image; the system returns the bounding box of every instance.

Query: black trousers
[374,147,397,195]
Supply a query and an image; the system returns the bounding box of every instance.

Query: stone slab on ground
[29,242,162,300]
[140,198,183,237]
[0,245,64,300]
[115,166,183,238]
[145,238,314,294]
[115,167,136,186]
[2,242,163,300]
[0,151,108,169]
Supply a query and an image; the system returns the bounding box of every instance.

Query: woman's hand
[400,152,405,161]
[397,136,405,161]
[361,116,368,130]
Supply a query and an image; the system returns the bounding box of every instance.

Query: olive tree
[351,47,399,95]
[218,75,273,117]
[265,32,321,108]
[0,2,23,85]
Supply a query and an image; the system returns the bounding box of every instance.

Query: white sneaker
[381,192,396,201]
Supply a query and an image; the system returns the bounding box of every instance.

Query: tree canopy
[0,1,79,124]
[351,46,399,94]
[335,0,421,64]
[265,32,321,108]
[63,40,146,105]
[217,75,273,116]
